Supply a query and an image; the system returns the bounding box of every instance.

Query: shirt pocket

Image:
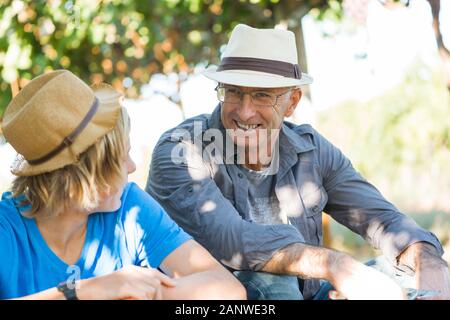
[302,186,328,245]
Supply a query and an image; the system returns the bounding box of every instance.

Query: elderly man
[146,24,449,300]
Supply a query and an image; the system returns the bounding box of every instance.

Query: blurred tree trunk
[427,0,450,90]
[291,22,312,100]
[322,213,332,247]
[274,1,331,245]
[274,1,326,100]
[11,80,20,98]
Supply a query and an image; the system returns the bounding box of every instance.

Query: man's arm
[262,242,405,299]
[146,131,305,271]
[311,129,449,298]
[312,129,444,264]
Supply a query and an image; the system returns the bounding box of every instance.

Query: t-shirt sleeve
[122,183,192,268]
[0,214,16,295]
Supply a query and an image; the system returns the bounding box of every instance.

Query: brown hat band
[217,57,302,80]
[28,97,100,165]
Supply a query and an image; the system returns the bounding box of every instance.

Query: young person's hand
[78,265,176,300]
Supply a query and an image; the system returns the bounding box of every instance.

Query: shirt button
[238,173,243,178]
[312,205,319,213]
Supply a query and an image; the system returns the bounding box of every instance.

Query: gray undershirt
[238,165,286,225]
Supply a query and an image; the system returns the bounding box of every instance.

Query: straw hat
[1,70,123,176]
[203,24,313,88]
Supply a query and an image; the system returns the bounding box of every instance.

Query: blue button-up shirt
[146,105,443,299]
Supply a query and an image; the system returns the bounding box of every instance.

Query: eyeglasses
[215,85,292,108]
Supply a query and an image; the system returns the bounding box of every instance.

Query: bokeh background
[1,0,449,264]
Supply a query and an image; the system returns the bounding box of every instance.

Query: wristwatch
[57,281,79,300]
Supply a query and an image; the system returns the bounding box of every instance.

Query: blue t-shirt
[0,182,192,299]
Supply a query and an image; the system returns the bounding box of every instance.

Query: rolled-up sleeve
[314,130,444,263]
[146,132,305,271]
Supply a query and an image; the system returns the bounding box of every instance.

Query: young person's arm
[159,240,246,299]
[12,266,177,300]
[13,240,245,300]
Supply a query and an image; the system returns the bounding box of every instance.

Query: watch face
[57,281,79,300]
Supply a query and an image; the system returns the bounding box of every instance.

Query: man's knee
[233,271,304,300]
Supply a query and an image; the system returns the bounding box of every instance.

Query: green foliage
[0,0,343,118]
[317,65,450,211]
[310,0,344,22]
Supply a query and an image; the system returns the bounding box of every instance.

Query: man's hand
[398,242,450,300]
[328,254,405,300]
[263,243,405,300]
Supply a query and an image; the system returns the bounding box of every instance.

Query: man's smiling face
[219,84,301,150]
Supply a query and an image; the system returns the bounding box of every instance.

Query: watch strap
[57,281,79,300]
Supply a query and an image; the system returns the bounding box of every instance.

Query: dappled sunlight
[0,0,449,303]
[390,231,412,250]
[300,181,322,205]
[366,217,411,250]
[226,253,245,270]
[177,245,216,274]
[122,206,144,241]
[167,131,212,182]
[443,243,450,265]
[200,200,217,214]
[346,208,368,225]
[83,237,119,275]
[83,238,101,271]
[276,184,302,217]
[186,143,211,182]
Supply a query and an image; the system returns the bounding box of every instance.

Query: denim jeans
[233,256,438,300]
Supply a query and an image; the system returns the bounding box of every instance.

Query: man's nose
[236,93,257,121]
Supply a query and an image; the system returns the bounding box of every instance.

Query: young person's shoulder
[115,182,192,267]
[0,192,28,277]
[117,182,166,223]
[0,192,27,232]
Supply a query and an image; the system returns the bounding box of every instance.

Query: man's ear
[284,88,302,118]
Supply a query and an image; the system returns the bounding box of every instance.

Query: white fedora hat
[202,24,313,88]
